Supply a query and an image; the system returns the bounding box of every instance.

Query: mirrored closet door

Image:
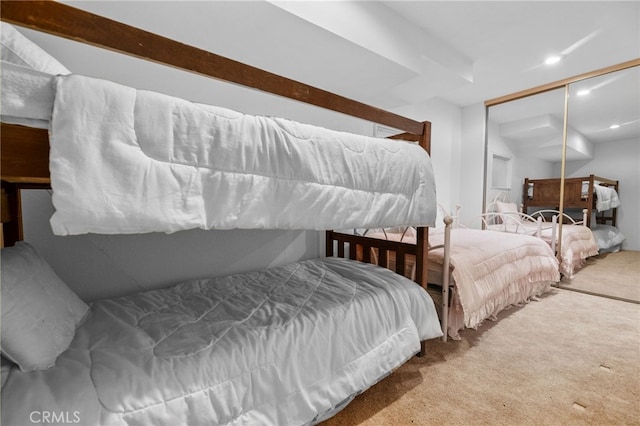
[485,59,640,303]
[485,88,566,223]
[559,65,640,302]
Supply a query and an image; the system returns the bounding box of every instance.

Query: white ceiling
[56,1,640,149]
[63,1,639,105]
[382,1,639,106]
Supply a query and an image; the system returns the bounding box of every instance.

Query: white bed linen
[1,23,70,75]
[0,61,56,128]
[48,74,437,235]
[1,257,442,426]
[593,184,620,212]
[591,224,625,252]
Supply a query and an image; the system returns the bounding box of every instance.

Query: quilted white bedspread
[593,184,620,212]
[48,75,437,235]
[1,257,441,426]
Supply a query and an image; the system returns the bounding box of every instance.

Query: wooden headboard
[0,1,432,285]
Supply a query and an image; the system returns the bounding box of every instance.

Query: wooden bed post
[325,230,334,257]
[586,175,596,228]
[415,120,431,290]
[1,182,23,247]
[612,180,619,227]
[419,121,431,153]
[415,227,428,289]
[523,178,530,214]
[0,182,51,247]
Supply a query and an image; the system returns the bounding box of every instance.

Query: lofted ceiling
[52,1,640,150]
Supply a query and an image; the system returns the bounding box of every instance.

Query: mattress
[1,56,438,235]
[1,257,442,426]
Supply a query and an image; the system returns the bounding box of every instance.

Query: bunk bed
[522,176,625,253]
[364,208,561,340]
[0,3,443,425]
[522,175,620,228]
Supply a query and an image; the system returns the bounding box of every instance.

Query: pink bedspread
[498,222,599,278]
[366,228,560,339]
[555,225,599,278]
[428,229,559,338]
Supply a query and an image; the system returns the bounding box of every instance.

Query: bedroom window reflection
[491,154,511,190]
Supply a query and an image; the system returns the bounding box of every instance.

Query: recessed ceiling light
[544,55,562,65]
[576,89,591,96]
[609,124,620,129]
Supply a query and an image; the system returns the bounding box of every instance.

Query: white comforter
[593,184,620,212]
[1,257,442,426]
[48,75,437,235]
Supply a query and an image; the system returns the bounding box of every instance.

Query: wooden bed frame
[523,175,619,228]
[0,1,433,292]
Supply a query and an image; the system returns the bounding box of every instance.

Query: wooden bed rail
[326,230,424,282]
[0,0,428,144]
[326,216,453,341]
[523,175,619,228]
[1,124,51,183]
[327,228,430,289]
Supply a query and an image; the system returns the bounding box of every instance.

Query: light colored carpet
[322,289,640,425]
[560,250,640,303]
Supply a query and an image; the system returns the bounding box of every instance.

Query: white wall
[458,103,486,226]
[393,99,463,227]
[23,191,320,301]
[558,138,640,250]
[485,119,555,214]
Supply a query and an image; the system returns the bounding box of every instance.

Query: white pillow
[495,201,522,226]
[0,22,69,75]
[1,242,88,371]
[496,201,518,214]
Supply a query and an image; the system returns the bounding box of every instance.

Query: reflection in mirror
[557,65,640,301]
[565,66,639,245]
[564,66,639,243]
[484,61,639,304]
[485,88,566,218]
